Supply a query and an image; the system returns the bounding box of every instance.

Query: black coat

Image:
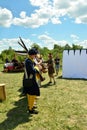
[23,58,40,96]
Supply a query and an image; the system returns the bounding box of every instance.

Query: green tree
[64,44,71,50]
[31,43,41,51]
[72,44,83,50]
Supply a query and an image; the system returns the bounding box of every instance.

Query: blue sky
[0,0,87,53]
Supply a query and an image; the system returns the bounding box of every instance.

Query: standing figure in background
[46,53,56,84]
[54,55,60,77]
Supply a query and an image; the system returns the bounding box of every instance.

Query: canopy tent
[62,49,87,79]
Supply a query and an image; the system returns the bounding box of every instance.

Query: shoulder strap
[24,61,33,79]
[24,61,28,79]
[24,67,28,79]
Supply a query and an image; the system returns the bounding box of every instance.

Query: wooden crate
[0,84,6,101]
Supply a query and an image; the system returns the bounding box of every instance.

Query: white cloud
[67,0,87,24]
[0,7,13,27]
[77,40,87,48]
[0,0,87,28]
[20,11,26,18]
[29,0,51,7]
[0,35,68,53]
[38,34,68,49]
[75,15,87,24]
[0,38,33,53]
[70,34,79,43]
[53,0,70,9]
[13,10,49,28]
[12,0,87,27]
[51,17,61,24]
[38,34,56,49]
[70,34,79,40]
[70,34,87,48]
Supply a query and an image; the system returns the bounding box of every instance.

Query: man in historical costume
[23,48,40,114]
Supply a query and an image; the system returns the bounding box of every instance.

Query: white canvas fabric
[62,50,87,79]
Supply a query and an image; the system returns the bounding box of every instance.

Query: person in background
[5,57,10,63]
[12,54,19,68]
[23,48,40,114]
[54,55,60,77]
[46,53,56,84]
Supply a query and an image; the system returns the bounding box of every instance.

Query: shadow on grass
[41,82,54,88]
[57,75,87,81]
[0,97,32,130]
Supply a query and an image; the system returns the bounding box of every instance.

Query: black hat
[28,48,38,55]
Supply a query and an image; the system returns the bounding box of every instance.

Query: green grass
[0,65,87,130]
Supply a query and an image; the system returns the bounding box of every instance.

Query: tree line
[0,43,83,63]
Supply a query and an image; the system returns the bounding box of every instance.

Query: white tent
[62,49,87,79]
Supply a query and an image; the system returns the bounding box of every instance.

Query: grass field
[0,64,87,130]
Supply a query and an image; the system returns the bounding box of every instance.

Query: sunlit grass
[0,65,87,130]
